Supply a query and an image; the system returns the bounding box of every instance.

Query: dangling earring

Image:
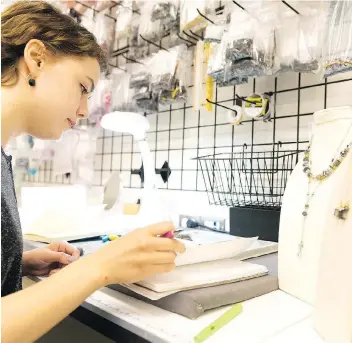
[28,74,36,87]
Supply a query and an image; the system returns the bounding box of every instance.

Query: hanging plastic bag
[204,24,225,43]
[73,127,98,186]
[207,36,228,81]
[115,0,133,39]
[94,0,114,12]
[275,13,299,74]
[150,47,180,92]
[88,78,112,125]
[93,9,115,61]
[128,15,150,60]
[138,0,180,44]
[227,3,277,78]
[129,62,159,114]
[323,0,352,77]
[111,69,136,112]
[52,130,80,177]
[159,46,191,105]
[226,9,253,62]
[293,11,325,73]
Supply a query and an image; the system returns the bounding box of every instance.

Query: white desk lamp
[100,111,166,230]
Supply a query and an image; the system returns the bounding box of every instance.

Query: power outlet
[199,217,226,232]
[178,214,226,232]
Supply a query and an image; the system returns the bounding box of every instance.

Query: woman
[1,2,185,343]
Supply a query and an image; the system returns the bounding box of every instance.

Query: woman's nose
[77,98,89,119]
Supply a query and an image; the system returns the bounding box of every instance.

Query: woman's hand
[22,241,81,277]
[91,221,185,286]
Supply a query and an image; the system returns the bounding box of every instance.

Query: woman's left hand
[22,241,81,277]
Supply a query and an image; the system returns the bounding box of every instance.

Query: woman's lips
[67,118,76,128]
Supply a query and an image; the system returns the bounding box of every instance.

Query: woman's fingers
[142,237,186,253]
[135,251,178,265]
[49,241,81,260]
[144,222,175,237]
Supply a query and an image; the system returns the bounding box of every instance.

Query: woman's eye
[80,84,88,95]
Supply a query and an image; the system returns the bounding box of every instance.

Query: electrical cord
[185,219,227,234]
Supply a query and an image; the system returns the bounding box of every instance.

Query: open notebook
[21,205,107,243]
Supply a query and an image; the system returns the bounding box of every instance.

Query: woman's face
[25,52,101,140]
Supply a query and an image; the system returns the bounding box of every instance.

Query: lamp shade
[100,111,150,141]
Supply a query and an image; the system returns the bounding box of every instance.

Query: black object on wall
[229,207,281,242]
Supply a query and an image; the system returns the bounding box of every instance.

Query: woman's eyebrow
[87,77,95,93]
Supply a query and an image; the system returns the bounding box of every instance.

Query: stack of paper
[122,259,269,300]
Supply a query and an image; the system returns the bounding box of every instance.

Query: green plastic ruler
[194,303,243,343]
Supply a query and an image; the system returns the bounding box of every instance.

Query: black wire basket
[196,145,302,209]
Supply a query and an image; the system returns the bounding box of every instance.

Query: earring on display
[334,201,350,220]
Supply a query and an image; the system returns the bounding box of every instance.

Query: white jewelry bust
[278,106,352,305]
[313,139,352,343]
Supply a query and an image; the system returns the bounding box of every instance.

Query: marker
[102,235,109,243]
[108,235,119,241]
[161,231,174,238]
[193,303,243,343]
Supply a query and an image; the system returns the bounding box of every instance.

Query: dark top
[1,148,23,296]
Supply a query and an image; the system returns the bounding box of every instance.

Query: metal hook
[196,9,215,24]
[189,30,203,40]
[177,33,196,46]
[181,30,199,42]
[281,1,300,15]
[121,54,144,65]
[206,99,238,113]
[232,1,246,11]
[139,34,169,51]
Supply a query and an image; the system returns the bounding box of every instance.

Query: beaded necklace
[297,124,352,257]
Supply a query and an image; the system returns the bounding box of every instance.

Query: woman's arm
[2,254,102,343]
[1,222,185,343]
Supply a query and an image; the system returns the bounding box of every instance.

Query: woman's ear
[23,39,47,77]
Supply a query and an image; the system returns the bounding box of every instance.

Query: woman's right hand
[90,222,185,286]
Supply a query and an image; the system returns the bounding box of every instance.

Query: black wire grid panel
[23,1,352,210]
[197,147,300,208]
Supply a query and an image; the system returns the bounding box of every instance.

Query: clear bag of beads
[207,36,228,80]
[158,47,191,104]
[225,5,276,78]
[323,0,352,78]
[115,0,133,39]
[293,11,325,73]
[128,62,160,114]
[93,10,115,61]
[226,9,253,62]
[150,45,185,93]
[217,63,248,87]
[138,0,179,43]
[128,16,150,60]
[111,70,136,112]
[275,14,299,74]
[204,24,225,43]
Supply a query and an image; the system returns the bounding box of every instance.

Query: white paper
[175,235,258,266]
[137,260,268,293]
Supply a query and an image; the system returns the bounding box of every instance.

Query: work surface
[24,240,323,343]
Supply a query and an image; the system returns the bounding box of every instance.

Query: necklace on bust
[297,123,352,257]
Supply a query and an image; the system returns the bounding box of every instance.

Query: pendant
[297,242,304,257]
[334,201,350,220]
